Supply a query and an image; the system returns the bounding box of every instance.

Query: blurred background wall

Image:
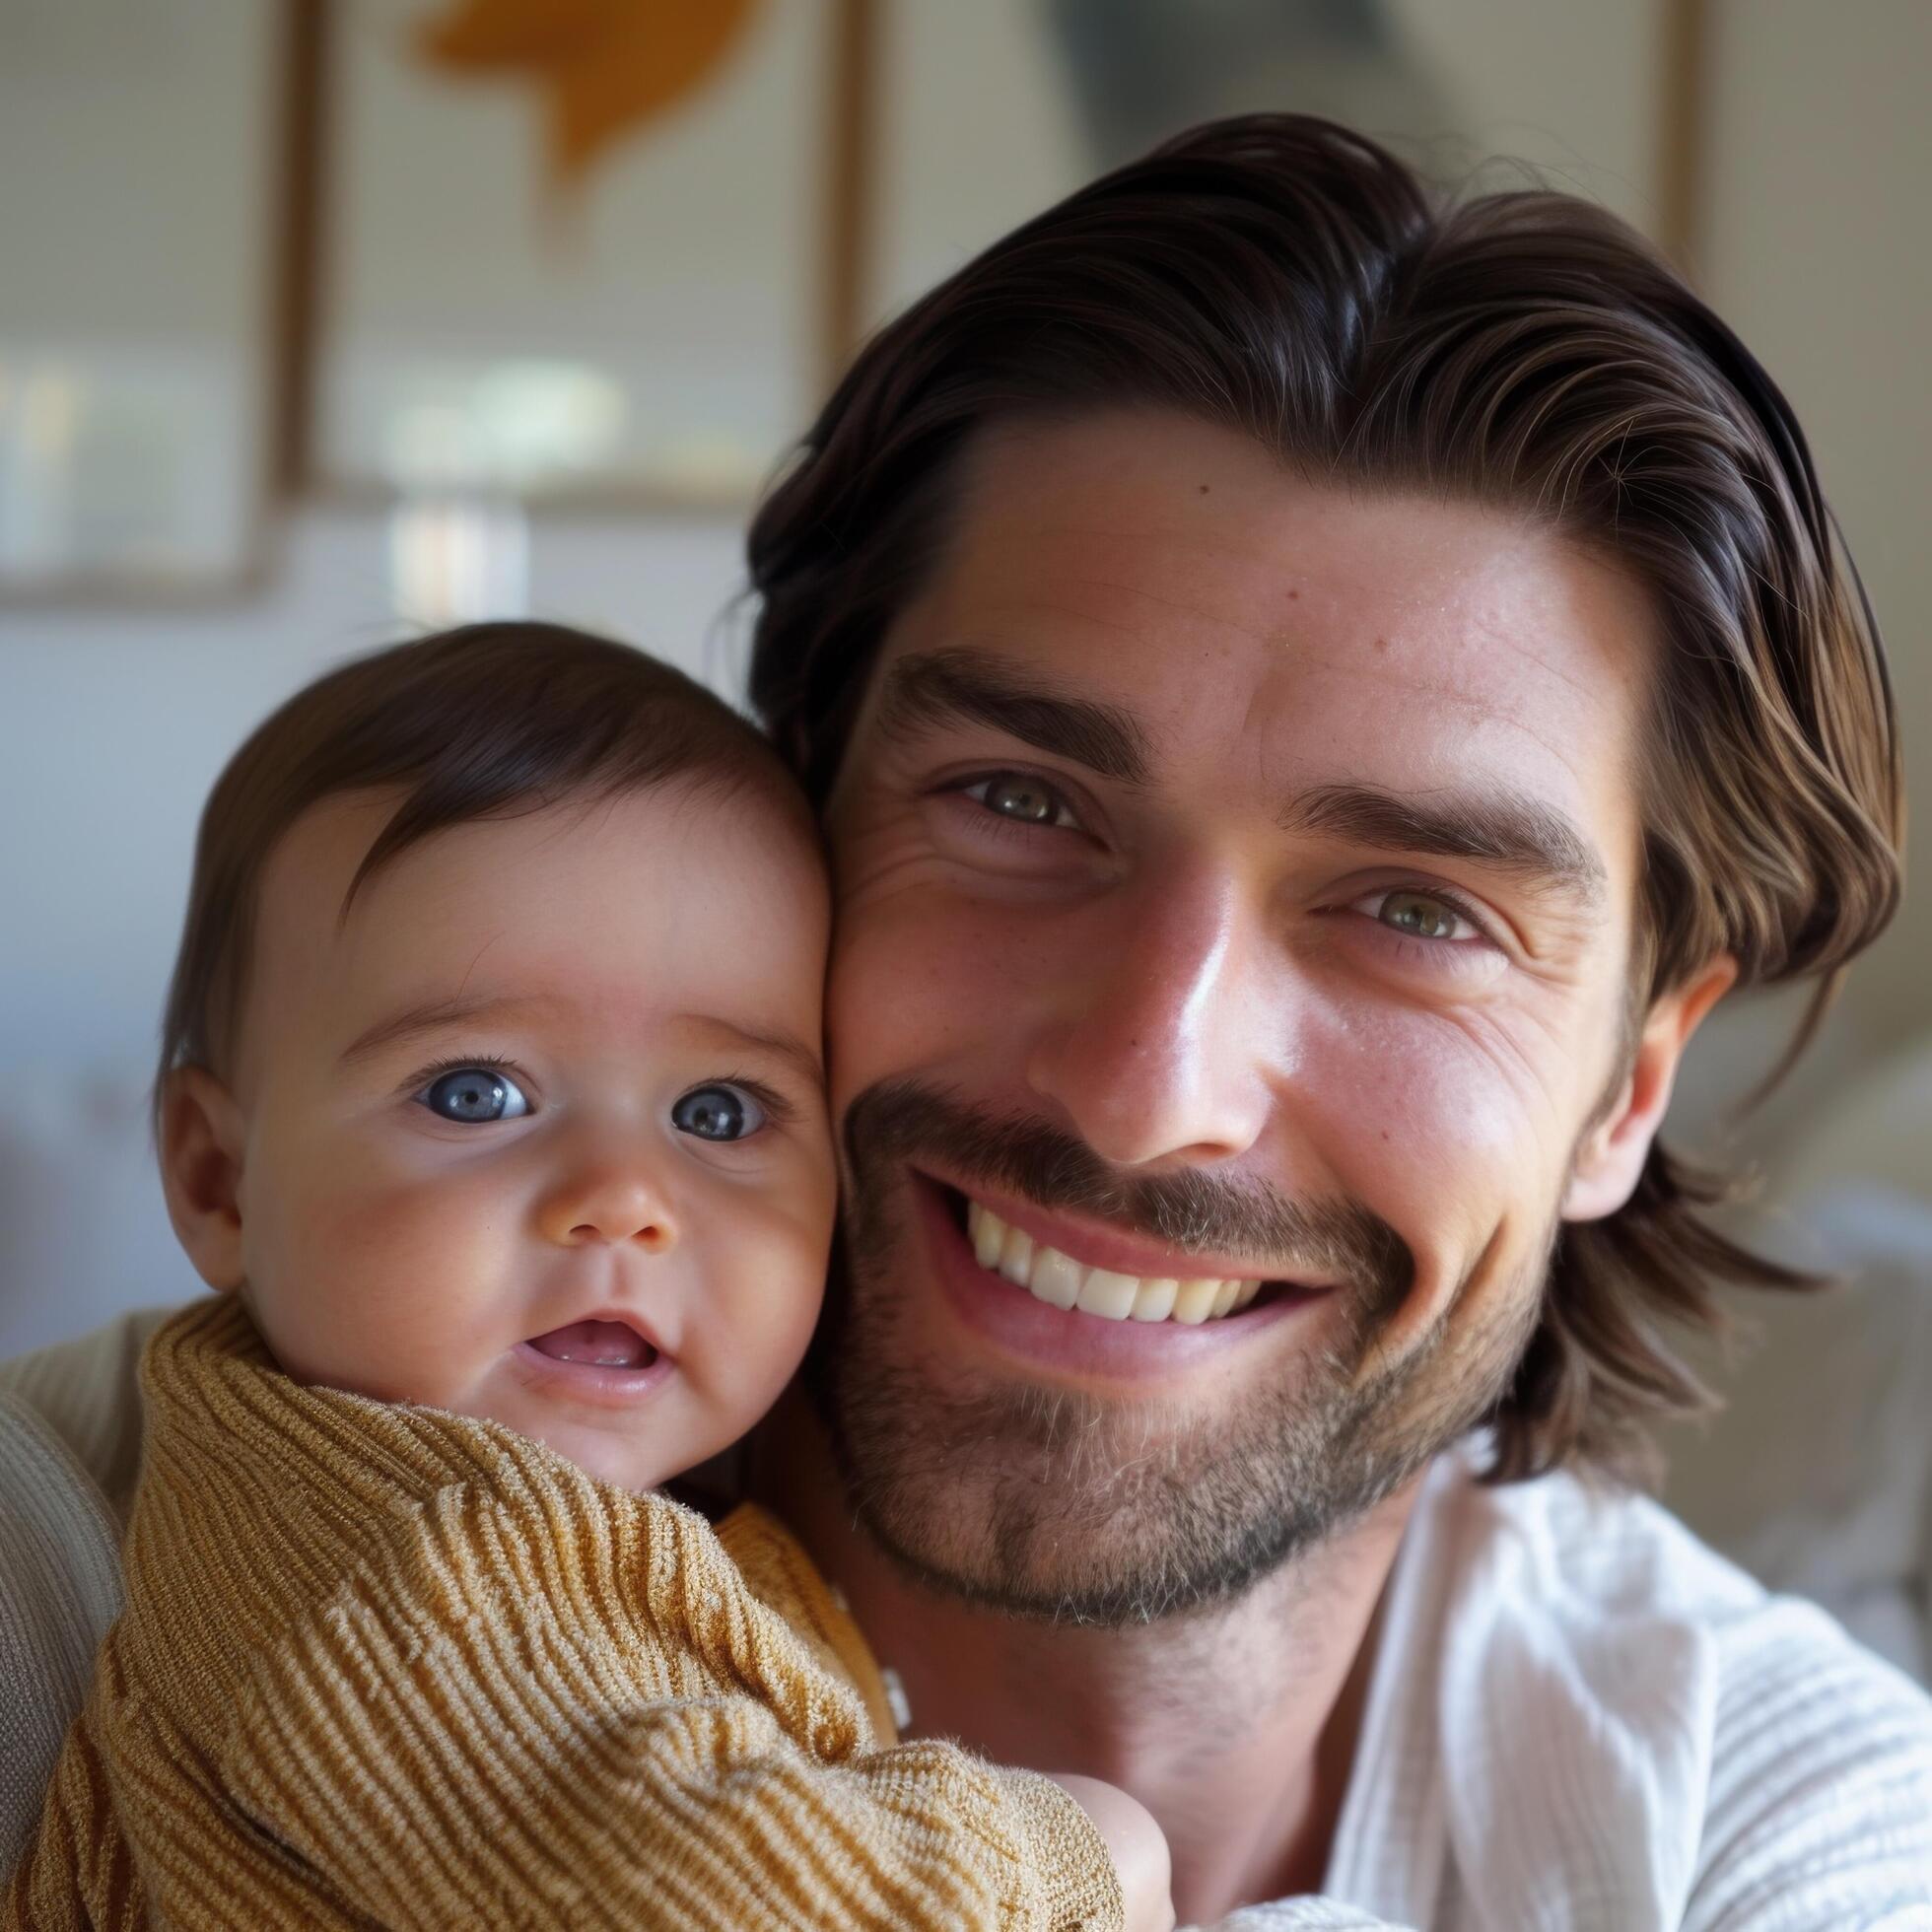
[2,0,1928,1667]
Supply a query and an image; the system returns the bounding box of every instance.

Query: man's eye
[1371,890,1478,942]
[418,1067,530,1123]
[671,1083,766,1143]
[962,773,1076,828]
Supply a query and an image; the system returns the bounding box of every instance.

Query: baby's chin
[478,1338,701,1494]
[479,1398,688,1497]
[536,1430,678,1495]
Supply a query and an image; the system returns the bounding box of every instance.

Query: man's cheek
[1296,1001,1551,1255]
[825,799,954,912]
[829,892,1050,1083]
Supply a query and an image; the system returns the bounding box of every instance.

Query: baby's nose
[536,1165,677,1252]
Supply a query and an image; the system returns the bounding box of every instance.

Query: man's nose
[1025,860,1273,1169]
[535,1135,679,1253]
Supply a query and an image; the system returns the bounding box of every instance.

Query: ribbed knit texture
[0,1310,150,1886]
[6,1296,1122,1931]
[0,1305,168,1530]
[0,1396,123,1880]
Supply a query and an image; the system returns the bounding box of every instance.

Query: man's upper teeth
[967,1201,1262,1323]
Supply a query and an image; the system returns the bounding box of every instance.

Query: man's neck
[749,1389,1420,1924]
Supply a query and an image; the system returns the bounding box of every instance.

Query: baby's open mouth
[524,1318,658,1371]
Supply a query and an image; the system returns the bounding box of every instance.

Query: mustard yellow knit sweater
[7,1296,1121,1931]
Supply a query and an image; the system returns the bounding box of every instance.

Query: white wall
[1697,0,1932,1060]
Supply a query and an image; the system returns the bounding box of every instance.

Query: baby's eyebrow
[680,1015,824,1088]
[338,995,524,1066]
[337,999,824,1087]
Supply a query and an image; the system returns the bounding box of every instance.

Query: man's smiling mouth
[959,1194,1299,1324]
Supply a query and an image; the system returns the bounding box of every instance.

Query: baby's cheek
[701,1201,830,1423]
[261,1167,516,1401]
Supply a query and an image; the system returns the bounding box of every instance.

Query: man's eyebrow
[338,996,526,1066]
[875,649,1152,785]
[1282,782,1610,911]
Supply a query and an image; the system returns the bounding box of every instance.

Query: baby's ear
[159,1067,248,1292]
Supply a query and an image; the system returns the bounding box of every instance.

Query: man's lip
[912,1166,1330,1289]
[909,1172,1327,1384]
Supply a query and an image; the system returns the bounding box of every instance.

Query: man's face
[816,410,1662,1623]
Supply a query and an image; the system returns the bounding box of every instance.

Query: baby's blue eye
[419,1068,530,1124]
[671,1084,765,1143]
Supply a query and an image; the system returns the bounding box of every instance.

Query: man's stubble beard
[808,1080,1552,1628]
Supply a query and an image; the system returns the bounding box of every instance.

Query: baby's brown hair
[157,621,804,1118]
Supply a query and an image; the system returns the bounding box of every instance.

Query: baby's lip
[522,1312,661,1370]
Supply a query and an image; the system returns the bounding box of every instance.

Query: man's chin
[828,1370,1353,1624]
[821,1078,1528,1625]
[808,1270,1432,1626]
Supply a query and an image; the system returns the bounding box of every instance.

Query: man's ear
[1563,954,1739,1223]
[159,1066,248,1291]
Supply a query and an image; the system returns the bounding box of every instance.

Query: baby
[9,623,1168,1931]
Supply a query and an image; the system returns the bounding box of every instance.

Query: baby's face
[202,778,835,1493]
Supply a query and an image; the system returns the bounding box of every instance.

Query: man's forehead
[910,412,1651,711]
[856,411,1654,876]
[867,557,1646,803]
[952,410,1562,585]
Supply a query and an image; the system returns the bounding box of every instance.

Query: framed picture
[862,0,1706,341]
[303,0,872,512]
[0,0,287,601]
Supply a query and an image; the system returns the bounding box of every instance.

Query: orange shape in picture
[416,0,764,191]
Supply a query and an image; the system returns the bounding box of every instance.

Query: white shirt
[1226,1445,1932,1930]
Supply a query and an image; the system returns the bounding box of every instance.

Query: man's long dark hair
[744,114,1902,1484]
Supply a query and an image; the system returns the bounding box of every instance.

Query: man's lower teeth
[965,1202,1261,1323]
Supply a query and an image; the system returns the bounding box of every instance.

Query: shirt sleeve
[205,1479,1124,1932]
[0,1396,122,1887]
[1680,1597,1932,1930]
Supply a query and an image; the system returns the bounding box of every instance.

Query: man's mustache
[842,1078,1414,1306]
